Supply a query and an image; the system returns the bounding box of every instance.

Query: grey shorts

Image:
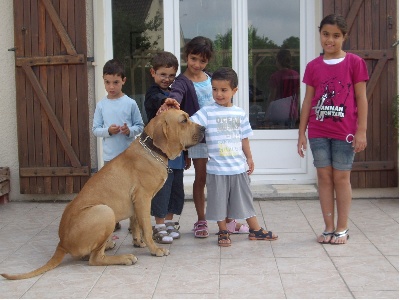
[205,173,257,221]
[188,142,208,159]
[309,138,355,171]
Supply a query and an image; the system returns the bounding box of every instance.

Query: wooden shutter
[323,0,398,188]
[13,0,90,194]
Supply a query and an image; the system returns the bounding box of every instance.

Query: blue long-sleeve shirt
[92,95,144,161]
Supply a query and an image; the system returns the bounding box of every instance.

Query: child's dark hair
[319,14,348,36]
[184,36,214,61]
[103,59,125,79]
[276,49,292,68]
[211,67,238,89]
[151,51,179,71]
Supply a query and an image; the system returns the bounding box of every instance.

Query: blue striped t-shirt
[190,103,253,175]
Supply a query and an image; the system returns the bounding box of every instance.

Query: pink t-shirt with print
[303,52,369,141]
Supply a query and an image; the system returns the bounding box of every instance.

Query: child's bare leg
[193,158,207,221]
[316,166,335,243]
[165,213,174,221]
[192,158,208,237]
[246,216,261,231]
[155,216,165,225]
[332,169,352,244]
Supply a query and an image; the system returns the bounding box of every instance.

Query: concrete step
[184,184,399,200]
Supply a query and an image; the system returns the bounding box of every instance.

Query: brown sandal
[217,230,231,247]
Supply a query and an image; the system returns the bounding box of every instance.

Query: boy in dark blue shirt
[144,51,190,244]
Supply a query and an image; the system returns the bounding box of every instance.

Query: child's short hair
[211,67,238,89]
[151,51,179,71]
[184,36,214,61]
[103,59,125,79]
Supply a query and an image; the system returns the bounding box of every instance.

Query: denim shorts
[188,142,208,159]
[309,138,355,171]
[151,169,184,218]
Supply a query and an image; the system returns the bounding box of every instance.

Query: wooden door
[323,0,398,188]
[13,0,90,194]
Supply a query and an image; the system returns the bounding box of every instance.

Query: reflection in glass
[248,0,300,130]
[179,0,231,73]
[112,0,164,124]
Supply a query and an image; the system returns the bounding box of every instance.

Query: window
[248,0,300,130]
[179,0,232,73]
[112,0,165,124]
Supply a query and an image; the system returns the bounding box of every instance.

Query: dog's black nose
[200,126,206,132]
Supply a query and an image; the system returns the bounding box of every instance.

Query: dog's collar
[138,132,172,173]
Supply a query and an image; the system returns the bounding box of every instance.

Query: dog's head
[145,109,205,159]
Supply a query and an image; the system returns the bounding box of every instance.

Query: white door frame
[94,0,322,184]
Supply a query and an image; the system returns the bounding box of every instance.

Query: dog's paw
[152,247,170,257]
[105,240,116,250]
[123,254,138,265]
[133,238,146,248]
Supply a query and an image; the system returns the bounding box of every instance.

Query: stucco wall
[0,0,97,201]
[0,1,24,201]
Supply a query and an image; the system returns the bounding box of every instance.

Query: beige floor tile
[219,274,285,299]
[266,214,314,233]
[155,273,219,294]
[218,236,275,258]
[21,272,102,299]
[152,292,219,299]
[386,255,399,271]
[323,241,384,257]
[220,257,278,275]
[259,200,301,215]
[369,199,399,220]
[87,272,161,298]
[284,290,353,299]
[271,233,328,258]
[163,258,220,274]
[352,290,400,299]
[280,272,348,293]
[332,256,399,292]
[276,257,337,274]
[0,277,37,299]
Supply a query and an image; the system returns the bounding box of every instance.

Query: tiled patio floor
[0,198,398,299]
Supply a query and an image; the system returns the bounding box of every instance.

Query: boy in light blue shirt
[92,59,144,230]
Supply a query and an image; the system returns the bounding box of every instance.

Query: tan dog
[1,109,205,280]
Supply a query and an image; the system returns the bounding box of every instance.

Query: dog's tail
[1,244,66,280]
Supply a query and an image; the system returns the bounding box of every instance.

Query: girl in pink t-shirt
[297,14,369,245]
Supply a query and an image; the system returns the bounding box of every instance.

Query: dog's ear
[152,111,184,159]
[152,116,169,152]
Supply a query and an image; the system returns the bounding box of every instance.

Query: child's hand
[353,130,367,153]
[246,157,254,175]
[184,156,191,170]
[108,124,121,135]
[120,123,130,136]
[157,98,180,115]
[297,135,307,158]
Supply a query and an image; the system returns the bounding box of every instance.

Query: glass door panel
[112,0,165,124]
[248,0,300,130]
[179,0,231,73]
